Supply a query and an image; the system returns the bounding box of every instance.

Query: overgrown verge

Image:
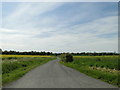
[60,55,119,87]
[2,56,56,86]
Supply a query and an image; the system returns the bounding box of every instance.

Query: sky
[0,2,118,53]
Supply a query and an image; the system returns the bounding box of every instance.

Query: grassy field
[60,55,120,87]
[1,55,56,86]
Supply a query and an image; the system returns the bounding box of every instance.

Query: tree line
[0,49,119,56]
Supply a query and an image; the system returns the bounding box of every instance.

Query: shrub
[61,53,73,62]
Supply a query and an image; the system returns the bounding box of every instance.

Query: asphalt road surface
[4,59,117,88]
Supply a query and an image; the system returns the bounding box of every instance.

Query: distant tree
[0,48,2,54]
[1,50,119,56]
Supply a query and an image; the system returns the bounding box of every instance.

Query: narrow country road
[4,59,117,88]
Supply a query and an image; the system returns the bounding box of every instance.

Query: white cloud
[1,3,118,52]
[1,16,118,52]
[3,2,63,30]
[2,0,119,2]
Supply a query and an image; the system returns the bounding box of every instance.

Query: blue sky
[0,2,118,52]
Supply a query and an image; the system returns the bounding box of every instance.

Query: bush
[61,53,73,62]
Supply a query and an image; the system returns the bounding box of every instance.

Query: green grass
[60,56,119,87]
[2,56,56,86]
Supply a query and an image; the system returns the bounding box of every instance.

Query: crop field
[1,55,56,85]
[1,55,51,58]
[60,55,120,87]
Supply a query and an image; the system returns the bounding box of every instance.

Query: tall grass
[73,56,119,70]
[60,56,119,87]
[2,56,56,85]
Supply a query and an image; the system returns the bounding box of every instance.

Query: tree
[61,53,73,62]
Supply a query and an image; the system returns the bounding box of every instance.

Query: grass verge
[2,57,56,86]
[60,56,119,87]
